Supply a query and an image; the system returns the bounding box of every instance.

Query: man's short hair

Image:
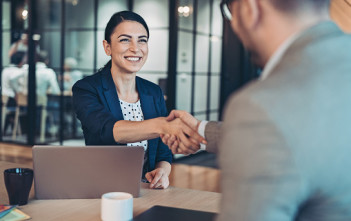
[37,51,48,63]
[10,52,25,65]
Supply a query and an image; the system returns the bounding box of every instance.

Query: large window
[134,0,170,86]
[0,0,223,145]
[176,0,222,121]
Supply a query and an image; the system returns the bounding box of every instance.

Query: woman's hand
[160,111,207,155]
[160,134,181,154]
[145,168,170,189]
[160,117,205,155]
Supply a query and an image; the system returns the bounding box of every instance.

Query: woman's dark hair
[103,11,149,69]
[105,11,149,43]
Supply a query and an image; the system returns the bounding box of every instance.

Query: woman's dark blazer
[72,67,172,172]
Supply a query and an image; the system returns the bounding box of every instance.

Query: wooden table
[1,161,220,220]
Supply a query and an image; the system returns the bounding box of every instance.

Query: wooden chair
[12,93,48,142]
[2,95,9,133]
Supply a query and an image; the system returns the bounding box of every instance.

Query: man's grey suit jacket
[206,21,351,221]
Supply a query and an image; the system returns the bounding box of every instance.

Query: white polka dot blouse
[119,99,148,151]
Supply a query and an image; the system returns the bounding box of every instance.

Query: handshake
[160,110,207,155]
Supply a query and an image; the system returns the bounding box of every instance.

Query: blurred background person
[2,52,25,102]
[10,51,60,137]
[62,57,83,94]
[11,51,60,96]
[1,52,25,134]
[8,31,28,65]
[8,31,40,67]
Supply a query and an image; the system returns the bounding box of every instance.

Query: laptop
[133,205,217,221]
[32,145,144,199]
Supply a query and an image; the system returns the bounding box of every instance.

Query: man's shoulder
[1,67,15,75]
[35,67,56,79]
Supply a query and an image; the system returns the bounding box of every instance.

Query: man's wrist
[198,121,208,150]
[195,120,201,131]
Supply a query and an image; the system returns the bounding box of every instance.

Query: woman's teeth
[126,57,140,61]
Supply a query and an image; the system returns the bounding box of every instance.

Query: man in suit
[163,0,351,220]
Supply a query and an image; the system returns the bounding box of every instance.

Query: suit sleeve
[72,79,117,145]
[155,87,173,164]
[205,121,222,153]
[217,94,306,221]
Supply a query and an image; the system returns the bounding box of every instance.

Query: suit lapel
[101,69,123,120]
[136,77,158,160]
[136,77,157,120]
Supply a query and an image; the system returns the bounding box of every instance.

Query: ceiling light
[22,10,28,20]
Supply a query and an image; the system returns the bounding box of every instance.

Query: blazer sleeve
[72,79,117,145]
[155,87,173,164]
[205,121,222,153]
[217,94,304,221]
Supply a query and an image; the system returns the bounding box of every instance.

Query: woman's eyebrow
[117,34,148,39]
[118,34,132,38]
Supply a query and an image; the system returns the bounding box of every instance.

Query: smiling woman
[72,11,205,190]
[104,21,149,78]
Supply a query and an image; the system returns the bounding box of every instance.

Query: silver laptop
[32,145,144,199]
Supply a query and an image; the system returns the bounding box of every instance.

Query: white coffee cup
[101,192,133,221]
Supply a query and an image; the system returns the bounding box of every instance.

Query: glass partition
[176,0,223,121]
[0,0,128,145]
[0,0,223,145]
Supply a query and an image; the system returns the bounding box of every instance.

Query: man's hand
[166,110,200,131]
[161,117,205,154]
[145,168,169,189]
[161,110,207,154]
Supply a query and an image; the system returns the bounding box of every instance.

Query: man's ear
[247,0,261,29]
[103,40,111,56]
